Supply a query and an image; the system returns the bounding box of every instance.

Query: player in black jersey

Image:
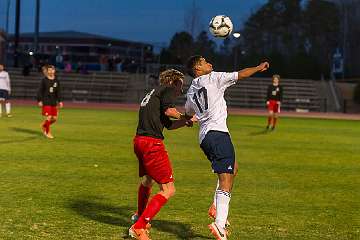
[266,75,283,130]
[129,69,194,240]
[37,65,63,139]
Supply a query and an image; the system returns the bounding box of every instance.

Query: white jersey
[0,71,11,91]
[185,71,238,143]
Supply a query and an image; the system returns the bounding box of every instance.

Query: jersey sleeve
[213,72,238,89]
[160,87,176,110]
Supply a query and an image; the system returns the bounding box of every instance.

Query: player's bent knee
[141,176,154,187]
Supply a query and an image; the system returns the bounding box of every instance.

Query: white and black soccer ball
[209,15,233,38]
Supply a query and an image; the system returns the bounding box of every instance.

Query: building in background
[6,30,154,72]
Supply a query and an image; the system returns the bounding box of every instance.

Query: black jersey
[266,84,283,102]
[37,77,62,106]
[136,85,176,139]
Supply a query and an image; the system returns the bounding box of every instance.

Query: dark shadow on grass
[68,197,211,239]
[10,127,43,136]
[0,136,38,144]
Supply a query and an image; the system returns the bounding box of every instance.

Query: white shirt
[185,71,238,143]
[0,71,11,92]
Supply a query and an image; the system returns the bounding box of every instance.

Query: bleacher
[177,77,323,112]
[8,69,130,103]
[8,68,323,111]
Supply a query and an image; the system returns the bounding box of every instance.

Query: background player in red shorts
[129,69,193,240]
[266,74,283,130]
[37,65,63,139]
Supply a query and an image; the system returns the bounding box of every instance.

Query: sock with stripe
[215,190,231,229]
[134,193,167,229]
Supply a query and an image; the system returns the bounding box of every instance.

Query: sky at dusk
[0,0,266,45]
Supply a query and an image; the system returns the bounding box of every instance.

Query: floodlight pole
[14,0,21,67]
[34,0,40,54]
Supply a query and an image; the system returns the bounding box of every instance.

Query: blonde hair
[159,69,184,86]
[273,74,281,81]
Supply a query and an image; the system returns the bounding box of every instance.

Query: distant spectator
[100,55,108,71]
[0,64,12,117]
[108,57,114,71]
[116,59,124,72]
[64,62,72,73]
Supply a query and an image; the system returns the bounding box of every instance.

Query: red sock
[134,194,167,229]
[42,120,51,133]
[272,117,278,127]
[138,184,152,216]
[267,116,272,126]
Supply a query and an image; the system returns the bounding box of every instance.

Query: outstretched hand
[258,62,270,72]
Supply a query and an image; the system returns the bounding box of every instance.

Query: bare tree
[183,0,203,37]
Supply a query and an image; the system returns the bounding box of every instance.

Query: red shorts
[42,105,58,117]
[267,100,280,113]
[133,135,174,184]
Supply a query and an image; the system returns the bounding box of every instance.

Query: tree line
[160,0,359,80]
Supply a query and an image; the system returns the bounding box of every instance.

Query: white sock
[0,103,2,115]
[5,102,11,115]
[213,180,220,207]
[215,190,231,229]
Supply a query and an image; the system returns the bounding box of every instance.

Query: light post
[232,32,241,69]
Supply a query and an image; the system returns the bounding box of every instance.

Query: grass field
[0,106,359,240]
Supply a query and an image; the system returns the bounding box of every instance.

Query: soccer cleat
[131,212,139,224]
[266,125,270,130]
[129,225,151,240]
[208,204,230,227]
[131,213,151,231]
[45,132,54,139]
[6,114,12,118]
[271,126,275,131]
[208,222,228,240]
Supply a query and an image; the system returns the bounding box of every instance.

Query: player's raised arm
[238,62,269,80]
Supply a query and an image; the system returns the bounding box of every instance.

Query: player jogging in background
[185,55,269,240]
[129,69,194,240]
[37,65,63,139]
[266,74,283,131]
[0,64,12,117]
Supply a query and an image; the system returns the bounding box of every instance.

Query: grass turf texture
[0,106,359,240]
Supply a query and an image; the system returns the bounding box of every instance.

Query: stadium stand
[8,68,324,111]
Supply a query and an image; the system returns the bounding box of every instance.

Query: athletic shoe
[208,222,228,240]
[6,114,12,118]
[131,212,151,231]
[271,126,275,131]
[45,132,54,139]
[208,204,230,227]
[129,224,151,240]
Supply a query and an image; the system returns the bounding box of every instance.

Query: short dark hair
[186,55,203,78]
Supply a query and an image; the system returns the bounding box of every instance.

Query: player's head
[272,74,280,86]
[46,65,56,78]
[0,63,4,71]
[186,55,213,78]
[159,69,184,96]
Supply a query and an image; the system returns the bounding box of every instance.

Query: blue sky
[0,0,266,45]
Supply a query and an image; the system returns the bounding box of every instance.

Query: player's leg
[267,110,274,129]
[0,99,3,117]
[272,112,278,130]
[134,181,174,229]
[137,175,154,218]
[5,100,12,117]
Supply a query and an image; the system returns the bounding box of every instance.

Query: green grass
[0,106,359,240]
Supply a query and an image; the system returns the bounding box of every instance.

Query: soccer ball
[209,15,233,38]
